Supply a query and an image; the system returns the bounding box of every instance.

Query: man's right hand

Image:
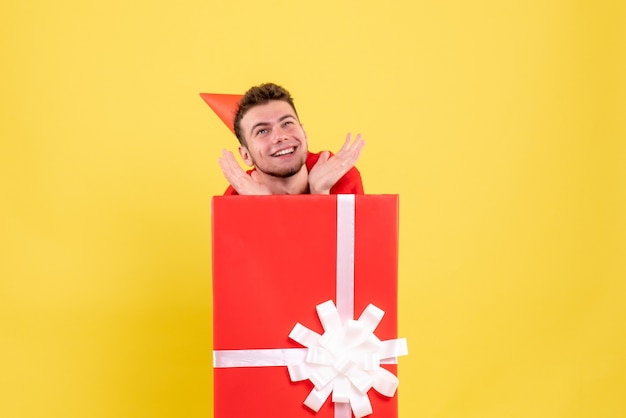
[218,149,272,195]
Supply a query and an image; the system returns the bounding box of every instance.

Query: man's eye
[257,129,269,135]
[283,121,293,127]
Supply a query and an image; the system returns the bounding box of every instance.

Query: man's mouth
[272,147,295,157]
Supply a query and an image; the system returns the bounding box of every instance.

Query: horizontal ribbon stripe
[214,348,399,368]
[213,348,307,368]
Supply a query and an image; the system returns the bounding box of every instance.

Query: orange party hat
[199,93,244,135]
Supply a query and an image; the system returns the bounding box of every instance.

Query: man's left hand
[308,133,365,194]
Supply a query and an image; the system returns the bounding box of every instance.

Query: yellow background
[1,0,625,417]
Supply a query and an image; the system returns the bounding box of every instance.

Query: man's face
[238,100,308,178]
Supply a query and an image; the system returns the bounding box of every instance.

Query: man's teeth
[273,148,294,157]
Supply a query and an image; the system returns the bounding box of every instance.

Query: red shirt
[223,151,364,195]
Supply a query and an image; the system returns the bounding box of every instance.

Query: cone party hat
[199,93,244,135]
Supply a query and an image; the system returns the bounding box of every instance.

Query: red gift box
[212,195,404,418]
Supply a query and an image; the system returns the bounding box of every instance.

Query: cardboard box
[212,195,401,417]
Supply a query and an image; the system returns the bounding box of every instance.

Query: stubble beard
[256,159,305,179]
[253,152,307,178]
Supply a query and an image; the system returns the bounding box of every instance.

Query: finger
[249,171,272,195]
[218,152,236,178]
[349,135,365,157]
[220,149,249,186]
[315,150,331,166]
[219,150,237,178]
[339,132,364,156]
[250,170,263,184]
[349,133,363,149]
[334,138,364,171]
[219,160,240,186]
[219,149,235,172]
[226,150,249,177]
[222,149,240,168]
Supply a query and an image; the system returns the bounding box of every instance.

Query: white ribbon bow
[288,300,408,418]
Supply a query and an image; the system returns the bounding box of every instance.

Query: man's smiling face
[238,100,308,178]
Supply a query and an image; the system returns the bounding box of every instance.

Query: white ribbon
[287,300,408,418]
[213,195,408,418]
[336,194,356,322]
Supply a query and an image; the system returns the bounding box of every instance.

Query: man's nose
[272,126,288,143]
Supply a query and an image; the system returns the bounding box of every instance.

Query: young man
[219,83,365,195]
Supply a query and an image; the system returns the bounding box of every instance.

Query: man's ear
[239,146,254,167]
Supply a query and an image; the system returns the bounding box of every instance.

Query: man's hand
[308,133,365,194]
[218,149,271,195]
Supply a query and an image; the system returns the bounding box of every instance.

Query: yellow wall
[1,1,624,417]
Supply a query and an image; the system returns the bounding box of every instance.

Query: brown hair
[233,83,298,146]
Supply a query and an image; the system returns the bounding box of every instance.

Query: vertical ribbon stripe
[336,194,356,418]
[336,194,355,324]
